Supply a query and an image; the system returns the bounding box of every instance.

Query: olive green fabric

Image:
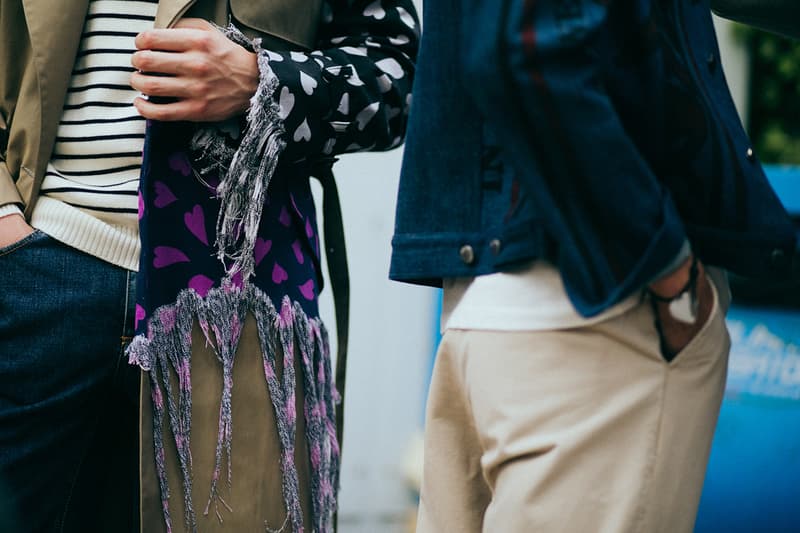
[0,0,321,216]
[140,315,313,532]
[226,0,322,50]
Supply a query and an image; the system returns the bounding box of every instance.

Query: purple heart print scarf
[126,28,338,533]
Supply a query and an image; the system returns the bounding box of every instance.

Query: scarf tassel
[126,284,340,533]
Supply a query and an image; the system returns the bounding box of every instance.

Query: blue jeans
[0,230,139,532]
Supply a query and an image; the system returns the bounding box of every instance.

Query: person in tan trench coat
[0,1,418,531]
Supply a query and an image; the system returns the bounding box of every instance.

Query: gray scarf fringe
[127,283,340,533]
[190,23,288,281]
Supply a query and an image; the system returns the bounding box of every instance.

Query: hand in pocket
[0,213,34,249]
[650,258,715,360]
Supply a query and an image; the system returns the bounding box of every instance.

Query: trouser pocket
[0,228,47,257]
[653,272,728,367]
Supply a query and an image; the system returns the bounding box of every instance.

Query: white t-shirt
[442,261,641,332]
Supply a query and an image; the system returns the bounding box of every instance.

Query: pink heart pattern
[135,304,146,330]
[272,262,289,284]
[184,205,208,245]
[153,246,191,269]
[154,181,177,208]
[279,207,292,227]
[230,270,244,289]
[298,279,315,301]
[133,2,415,327]
[254,238,273,266]
[140,145,329,339]
[132,19,420,522]
[168,152,192,176]
[188,274,215,297]
[292,240,305,264]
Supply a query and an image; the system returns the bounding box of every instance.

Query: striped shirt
[32,0,157,270]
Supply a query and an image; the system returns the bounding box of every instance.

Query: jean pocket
[0,229,48,258]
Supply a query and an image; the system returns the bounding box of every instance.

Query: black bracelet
[648,255,698,302]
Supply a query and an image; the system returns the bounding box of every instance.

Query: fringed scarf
[126,26,339,533]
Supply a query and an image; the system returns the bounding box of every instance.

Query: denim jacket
[390,0,799,317]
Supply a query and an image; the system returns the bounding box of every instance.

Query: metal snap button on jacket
[459,245,475,265]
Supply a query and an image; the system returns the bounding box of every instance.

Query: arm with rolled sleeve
[463,0,688,316]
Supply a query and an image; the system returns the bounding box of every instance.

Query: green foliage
[735,26,800,164]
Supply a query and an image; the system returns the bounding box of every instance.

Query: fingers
[133,50,183,75]
[130,19,251,122]
[134,27,213,53]
[131,49,214,78]
[130,72,197,99]
[133,96,206,122]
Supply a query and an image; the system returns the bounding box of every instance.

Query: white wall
[314,147,437,532]
[715,16,751,124]
[314,4,431,530]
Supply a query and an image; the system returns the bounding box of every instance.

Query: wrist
[234,49,259,115]
[649,256,702,326]
[0,211,34,248]
[0,212,31,229]
[649,255,694,299]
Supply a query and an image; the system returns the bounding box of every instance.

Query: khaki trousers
[418,276,730,533]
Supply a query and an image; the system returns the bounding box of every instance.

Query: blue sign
[695,308,800,532]
[696,165,800,532]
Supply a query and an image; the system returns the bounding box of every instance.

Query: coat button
[489,239,502,255]
[459,245,475,265]
[746,147,755,162]
[706,53,716,69]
